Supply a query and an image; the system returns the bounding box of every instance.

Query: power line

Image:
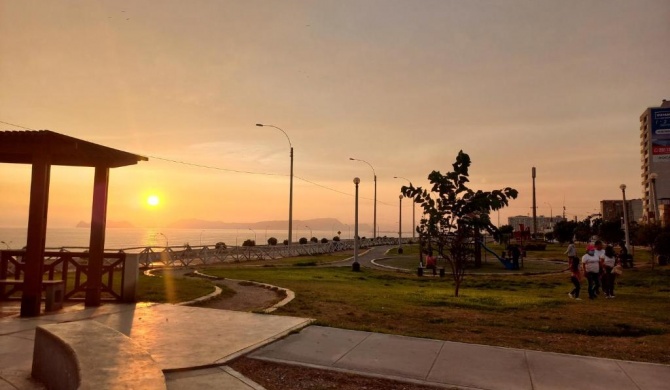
[0,118,393,206]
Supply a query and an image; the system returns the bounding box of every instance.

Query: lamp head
[255,123,264,127]
[399,194,403,200]
[353,177,360,185]
[349,157,355,161]
[650,173,658,180]
[620,184,626,191]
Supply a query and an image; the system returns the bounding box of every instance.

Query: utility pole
[532,167,537,238]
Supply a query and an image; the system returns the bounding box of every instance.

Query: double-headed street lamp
[256,123,293,247]
[394,176,415,239]
[350,157,376,239]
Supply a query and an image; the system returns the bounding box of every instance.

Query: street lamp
[157,233,169,247]
[248,228,257,244]
[256,123,293,247]
[620,184,631,253]
[350,157,376,239]
[353,177,361,271]
[305,225,312,239]
[0,241,10,249]
[544,202,553,229]
[398,194,403,253]
[650,173,659,223]
[394,176,415,239]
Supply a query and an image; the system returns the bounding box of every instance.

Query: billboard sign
[651,108,670,162]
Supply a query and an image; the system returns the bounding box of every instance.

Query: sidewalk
[249,325,670,390]
[0,303,312,389]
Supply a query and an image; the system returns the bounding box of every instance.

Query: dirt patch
[194,279,284,312]
[230,357,448,390]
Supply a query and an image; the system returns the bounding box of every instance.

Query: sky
[1,0,669,235]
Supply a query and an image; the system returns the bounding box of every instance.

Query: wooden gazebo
[0,130,147,317]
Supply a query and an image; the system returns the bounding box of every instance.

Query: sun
[147,195,160,207]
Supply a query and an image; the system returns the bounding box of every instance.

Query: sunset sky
[1,0,669,235]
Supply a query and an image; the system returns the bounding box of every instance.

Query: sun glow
[147,195,160,207]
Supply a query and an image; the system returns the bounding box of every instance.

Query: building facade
[600,199,643,224]
[640,99,670,222]
[507,215,566,233]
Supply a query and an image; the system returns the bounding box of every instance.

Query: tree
[636,223,665,268]
[654,232,670,266]
[553,220,576,244]
[320,238,329,243]
[598,221,624,244]
[332,236,341,242]
[267,237,278,246]
[401,151,518,297]
[242,239,255,247]
[310,237,319,243]
[573,218,592,242]
[498,225,514,245]
[299,237,308,245]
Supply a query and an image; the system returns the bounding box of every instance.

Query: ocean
[0,227,360,252]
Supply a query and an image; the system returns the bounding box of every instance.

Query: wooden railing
[0,250,127,301]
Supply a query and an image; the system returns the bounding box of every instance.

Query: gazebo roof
[0,130,148,168]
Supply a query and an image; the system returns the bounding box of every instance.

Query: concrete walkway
[250,325,670,390]
[0,303,312,389]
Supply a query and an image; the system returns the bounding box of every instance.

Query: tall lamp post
[256,123,293,248]
[394,176,415,239]
[544,202,553,229]
[305,225,312,239]
[248,228,257,244]
[350,157,376,239]
[398,194,403,253]
[353,177,361,271]
[620,184,631,253]
[157,232,169,248]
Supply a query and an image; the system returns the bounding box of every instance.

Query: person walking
[593,240,606,296]
[602,245,617,298]
[568,250,582,300]
[582,244,601,300]
[564,240,577,266]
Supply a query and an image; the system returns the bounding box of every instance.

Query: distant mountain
[75,220,135,229]
[168,218,370,231]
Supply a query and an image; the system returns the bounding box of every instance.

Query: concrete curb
[193,271,296,314]
[175,285,223,307]
[221,366,268,390]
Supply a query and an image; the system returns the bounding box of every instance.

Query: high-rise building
[640,99,670,222]
[508,215,565,233]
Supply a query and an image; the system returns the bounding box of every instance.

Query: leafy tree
[553,220,577,244]
[498,225,514,245]
[299,237,308,245]
[654,232,670,265]
[544,232,554,242]
[574,219,592,242]
[242,239,255,247]
[636,223,667,268]
[267,237,278,246]
[401,151,518,297]
[598,221,624,244]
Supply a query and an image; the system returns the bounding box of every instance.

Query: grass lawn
[135,273,217,303]
[202,263,670,364]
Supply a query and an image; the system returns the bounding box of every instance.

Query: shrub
[310,237,318,243]
[267,237,278,246]
[320,238,329,243]
[242,239,255,247]
[215,242,227,250]
[333,236,341,242]
[283,239,289,245]
[299,237,308,245]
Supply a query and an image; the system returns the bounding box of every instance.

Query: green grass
[200,263,670,364]
[135,273,216,303]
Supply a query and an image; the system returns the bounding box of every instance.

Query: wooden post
[21,158,51,317]
[85,167,109,307]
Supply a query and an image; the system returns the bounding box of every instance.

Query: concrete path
[249,325,670,390]
[0,303,312,389]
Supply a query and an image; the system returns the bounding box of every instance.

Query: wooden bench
[32,321,166,389]
[0,279,64,311]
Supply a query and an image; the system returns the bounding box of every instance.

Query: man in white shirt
[592,240,605,295]
[582,244,601,299]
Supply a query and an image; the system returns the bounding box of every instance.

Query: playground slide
[479,242,515,270]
